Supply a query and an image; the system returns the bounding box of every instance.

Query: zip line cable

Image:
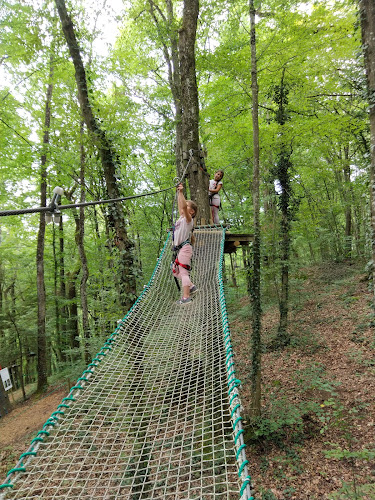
[0,186,175,217]
[0,151,198,218]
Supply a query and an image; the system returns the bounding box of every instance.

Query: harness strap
[173,239,190,252]
[174,258,191,271]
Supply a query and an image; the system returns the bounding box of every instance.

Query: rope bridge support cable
[0,226,253,499]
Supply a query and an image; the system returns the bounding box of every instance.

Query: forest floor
[0,260,374,499]
[228,260,375,499]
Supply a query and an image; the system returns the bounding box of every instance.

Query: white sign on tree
[0,368,12,391]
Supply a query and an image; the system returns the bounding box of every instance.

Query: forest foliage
[0,0,372,392]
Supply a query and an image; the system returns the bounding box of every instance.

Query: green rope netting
[0,226,252,499]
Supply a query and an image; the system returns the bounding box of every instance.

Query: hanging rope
[0,227,252,500]
[170,148,199,230]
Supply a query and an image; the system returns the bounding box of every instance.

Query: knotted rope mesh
[0,226,252,499]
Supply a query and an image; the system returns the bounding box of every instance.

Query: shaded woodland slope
[229,260,375,499]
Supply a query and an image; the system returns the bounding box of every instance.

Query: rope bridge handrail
[0,226,252,499]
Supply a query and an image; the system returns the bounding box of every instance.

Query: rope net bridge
[0,226,252,500]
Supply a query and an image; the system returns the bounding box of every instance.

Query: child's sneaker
[190,285,198,295]
[176,297,192,305]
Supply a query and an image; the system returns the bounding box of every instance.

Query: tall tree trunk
[249,0,262,418]
[179,0,210,223]
[8,314,27,401]
[167,0,183,177]
[0,383,11,417]
[359,0,375,305]
[59,217,68,360]
[147,0,209,220]
[277,149,292,344]
[329,146,353,259]
[36,60,54,394]
[148,0,183,176]
[52,223,64,363]
[55,0,136,311]
[0,251,4,338]
[229,252,238,287]
[65,182,89,361]
[7,282,26,400]
[78,124,90,363]
[343,146,352,259]
[273,70,291,347]
[67,269,80,352]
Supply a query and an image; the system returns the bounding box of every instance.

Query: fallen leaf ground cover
[228,260,375,499]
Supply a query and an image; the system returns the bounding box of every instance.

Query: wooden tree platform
[224,232,253,254]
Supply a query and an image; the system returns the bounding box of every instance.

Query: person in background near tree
[209,169,224,224]
[172,183,198,305]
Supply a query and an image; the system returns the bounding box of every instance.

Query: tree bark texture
[148,0,183,177]
[343,146,353,259]
[249,0,262,418]
[79,125,90,363]
[179,0,210,223]
[55,0,136,310]
[59,217,68,360]
[52,225,63,363]
[277,151,291,343]
[67,269,80,351]
[0,383,11,417]
[36,60,53,394]
[359,0,375,303]
[8,314,27,401]
[274,70,291,346]
[0,255,4,339]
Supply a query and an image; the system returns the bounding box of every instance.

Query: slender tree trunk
[52,223,63,363]
[343,170,353,259]
[67,269,80,351]
[249,0,262,417]
[329,146,353,259]
[0,252,4,338]
[273,69,291,346]
[36,60,54,394]
[68,206,90,360]
[58,217,68,360]
[78,124,90,363]
[277,149,291,344]
[55,0,136,311]
[167,0,183,177]
[229,253,238,287]
[359,0,375,306]
[148,0,183,176]
[179,0,210,223]
[0,383,11,417]
[242,244,252,294]
[8,314,26,401]
[8,283,26,400]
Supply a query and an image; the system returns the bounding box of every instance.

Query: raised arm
[177,183,192,223]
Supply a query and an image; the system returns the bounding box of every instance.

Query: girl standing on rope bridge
[172,183,198,305]
[209,169,224,224]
